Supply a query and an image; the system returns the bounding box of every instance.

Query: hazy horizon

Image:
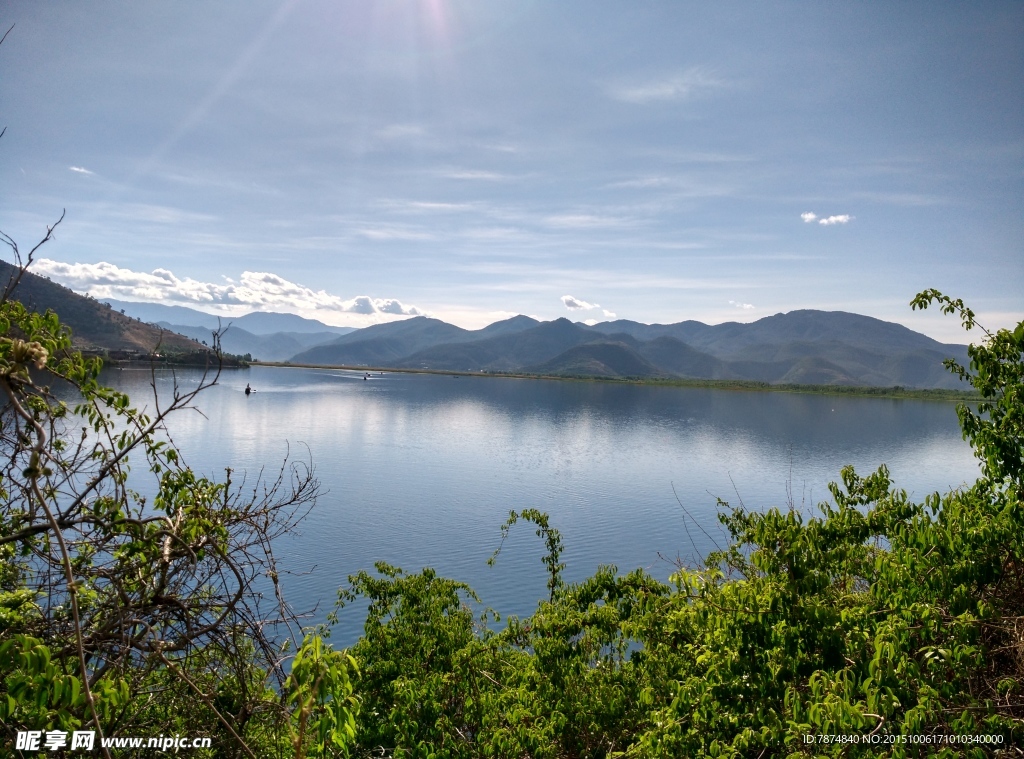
[2,2,1021,343]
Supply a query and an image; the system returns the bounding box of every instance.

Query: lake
[102,365,979,644]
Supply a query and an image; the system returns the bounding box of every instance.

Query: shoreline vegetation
[255,360,979,401]
[92,351,250,368]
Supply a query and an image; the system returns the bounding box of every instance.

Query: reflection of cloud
[801,212,817,223]
[729,300,755,310]
[33,259,427,317]
[561,295,598,311]
[609,67,726,103]
[819,214,852,225]
[69,166,94,175]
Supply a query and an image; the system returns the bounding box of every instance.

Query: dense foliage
[1,209,1020,758]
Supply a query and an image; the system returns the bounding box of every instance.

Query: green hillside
[0,260,212,358]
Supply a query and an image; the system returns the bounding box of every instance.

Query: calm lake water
[103,365,979,643]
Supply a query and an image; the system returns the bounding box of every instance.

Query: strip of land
[253,361,978,401]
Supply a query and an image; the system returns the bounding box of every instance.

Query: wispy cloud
[608,67,726,104]
[32,259,427,320]
[458,226,525,241]
[68,166,94,175]
[851,191,946,207]
[729,300,755,310]
[607,176,677,189]
[544,213,634,229]
[609,177,737,198]
[112,203,218,225]
[357,226,435,241]
[801,212,817,223]
[376,123,426,140]
[442,169,507,181]
[380,199,476,213]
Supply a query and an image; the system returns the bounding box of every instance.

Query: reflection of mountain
[290,311,970,390]
[0,261,205,355]
[105,299,355,361]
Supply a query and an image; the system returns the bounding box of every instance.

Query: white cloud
[443,169,506,181]
[69,166,94,175]
[382,200,475,213]
[819,214,852,225]
[609,67,725,104]
[602,309,617,319]
[802,212,853,225]
[357,226,434,241]
[561,295,599,311]
[608,176,676,189]
[545,214,631,229]
[32,259,427,320]
[729,300,755,310]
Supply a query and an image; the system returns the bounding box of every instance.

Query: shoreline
[251,361,977,402]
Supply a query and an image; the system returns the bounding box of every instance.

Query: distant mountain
[523,341,666,378]
[104,299,355,336]
[291,315,540,366]
[232,311,355,336]
[156,322,342,362]
[0,261,207,355]
[395,318,600,372]
[286,310,971,390]
[103,299,222,330]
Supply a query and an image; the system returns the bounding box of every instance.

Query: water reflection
[101,365,978,643]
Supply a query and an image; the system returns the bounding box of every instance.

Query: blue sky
[1,1,1021,341]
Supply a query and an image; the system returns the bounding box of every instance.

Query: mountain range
[289,312,970,390]
[104,299,355,361]
[2,264,971,389]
